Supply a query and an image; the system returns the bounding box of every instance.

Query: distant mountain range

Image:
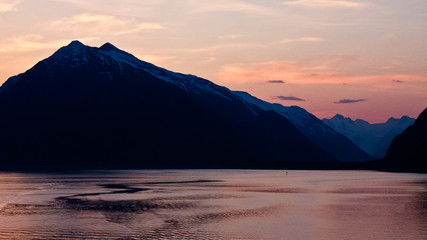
[234,92,372,162]
[323,115,415,158]
[377,108,427,172]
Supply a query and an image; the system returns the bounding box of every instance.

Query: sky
[0,0,426,123]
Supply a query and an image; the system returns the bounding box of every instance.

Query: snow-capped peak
[95,42,234,100]
[68,40,85,47]
[45,40,97,66]
[99,42,120,52]
[2,41,236,103]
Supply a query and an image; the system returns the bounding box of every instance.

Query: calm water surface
[0,170,426,239]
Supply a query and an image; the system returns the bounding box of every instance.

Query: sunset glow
[1,0,426,122]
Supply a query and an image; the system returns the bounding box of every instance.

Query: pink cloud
[274,95,306,101]
[280,37,324,44]
[219,59,427,87]
[282,0,365,8]
[334,99,366,104]
[0,0,19,12]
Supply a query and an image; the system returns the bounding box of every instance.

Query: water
[0,170,426,240]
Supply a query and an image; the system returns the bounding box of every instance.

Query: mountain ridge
[0,41,337,170]
[378,108,427,172]
[234,91,372,162]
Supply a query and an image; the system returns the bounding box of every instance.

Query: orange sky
[1,0,426,123]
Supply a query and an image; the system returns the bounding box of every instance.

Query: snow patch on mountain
[234,91,333,136]
[0,40,234,101]
[98,42,233,100]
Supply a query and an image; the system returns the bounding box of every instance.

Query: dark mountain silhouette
[0,41,336,170]
[234,92,372,162]
[377,108,427,172]
[323,114,415,158]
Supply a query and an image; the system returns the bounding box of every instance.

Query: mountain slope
[379,108,427,172]
[234,92,372,162]
[323,115,415,158]
[0,41,335,170]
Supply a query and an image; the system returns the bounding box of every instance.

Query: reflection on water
[0,170,426,239]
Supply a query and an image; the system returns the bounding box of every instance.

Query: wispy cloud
[51,0,163,17]
[50,13,166,36]
[266,80,285,84]
[280,37,324,44]
[187,0,273,15]
[220,61,299,84]
[186,43,266,53]
[0,0,19,12]
[274,96,306,101]
[199,57,217,64]
[137,55,177,64]
[116,22,166,35]
[50,14,122,33]
[56,0,273,16]
[218,34,242,39]
[0,35,93,52]
[282,0,364,8]
[219,59,427,86]
[334,99,366,104]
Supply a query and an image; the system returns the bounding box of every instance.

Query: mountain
[234,92,372,162]
[0,41,336,170]
[323,114,415,158]
[379,108,427,172]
